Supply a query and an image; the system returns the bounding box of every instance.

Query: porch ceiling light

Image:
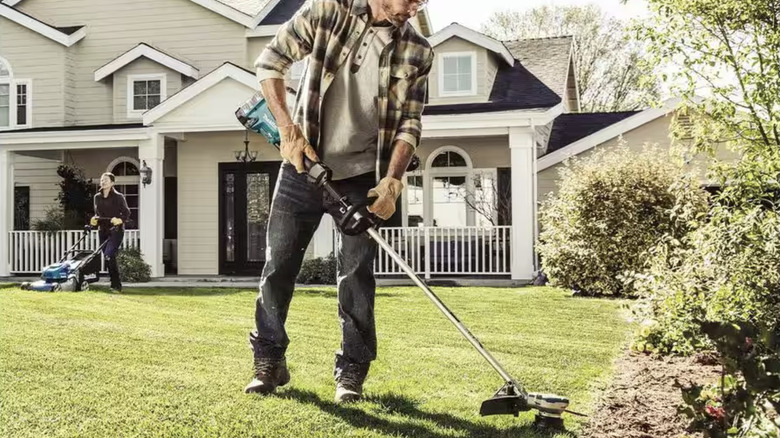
[235,129,258,163]
[139,160,152,187]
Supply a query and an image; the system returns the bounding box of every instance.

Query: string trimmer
[236,92,584,429]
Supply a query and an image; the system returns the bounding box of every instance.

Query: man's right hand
[279,123,319,173]
[90,216,98,227]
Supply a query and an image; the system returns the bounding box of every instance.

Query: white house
[0,0,695,283]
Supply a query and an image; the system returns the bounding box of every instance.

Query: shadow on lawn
[107,287,247,297]
[294,288,399,299]
[274,388,573,438]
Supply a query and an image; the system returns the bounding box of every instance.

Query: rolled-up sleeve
[254,1,319,82]
[393,51,434,150]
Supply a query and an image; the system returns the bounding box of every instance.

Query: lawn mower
[236,93,584,429]
[20,218,118,293]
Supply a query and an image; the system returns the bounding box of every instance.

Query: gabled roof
[538,98,682,171]
[94,43,200,81]
[545,111,641,156]
[143,62,256,125]
[504,36,574,99]
[424,62,561,115]
[0,3,85,47]
[258,0,305,25]
[189,0,281,28]
[425,34,573,115]
[428,23,514,66]
[216,0,275,16]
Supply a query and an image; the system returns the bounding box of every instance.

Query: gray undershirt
[319,23,393,180]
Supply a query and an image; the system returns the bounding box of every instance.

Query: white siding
[416,136,509,169]
[428,37,490,105]
[176,132,279,275]
[0,17,66,127]
[13,153,62,225]
[113,58,183,124]
[536,115,740,201]
[16,0,248,126]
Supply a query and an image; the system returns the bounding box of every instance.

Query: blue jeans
[250,162,378,379]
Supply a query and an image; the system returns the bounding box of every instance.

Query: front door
[218,162,281,275]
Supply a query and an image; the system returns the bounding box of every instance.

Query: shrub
[632,154,780,436]
[56,164,95,229]
[677,321,780,437]
[297,254,337,285]
[536,143,708,297]
[31,206,65,232]
[116,246,152,283]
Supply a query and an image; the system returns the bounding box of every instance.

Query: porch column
[0,149,13,277]
[138,134,165,278]
[509,128,535,282]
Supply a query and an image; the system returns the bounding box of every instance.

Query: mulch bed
[580,349,722,438]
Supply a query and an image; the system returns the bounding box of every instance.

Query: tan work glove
[90,216,98,227]
[110,217,123,226]
[279,124,319,173]
[367,177,404,220]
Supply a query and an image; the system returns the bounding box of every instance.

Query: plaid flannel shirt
[254,0,434,177]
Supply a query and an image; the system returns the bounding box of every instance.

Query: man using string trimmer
[243,0,433,404]
[240,0,583,428]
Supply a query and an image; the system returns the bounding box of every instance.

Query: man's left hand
[367,177,404,220]
[110,217,123,226]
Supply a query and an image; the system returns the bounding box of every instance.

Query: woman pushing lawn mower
[91,172,131,293]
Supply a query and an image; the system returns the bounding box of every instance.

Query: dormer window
[439,52,477,97]
[127,73,166,118]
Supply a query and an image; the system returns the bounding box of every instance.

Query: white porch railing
[9,230,141,274]
[336,226,512,278]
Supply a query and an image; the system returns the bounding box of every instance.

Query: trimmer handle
[236,93,382,236]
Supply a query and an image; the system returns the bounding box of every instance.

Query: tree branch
[715,16,773,146]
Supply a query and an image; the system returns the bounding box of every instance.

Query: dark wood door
[218,161,281,275]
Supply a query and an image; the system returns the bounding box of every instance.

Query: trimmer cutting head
[480,382,582,430]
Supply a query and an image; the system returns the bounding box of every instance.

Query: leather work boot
[335,374,364,403]
[334,361,369,404]
[244,357,290,395]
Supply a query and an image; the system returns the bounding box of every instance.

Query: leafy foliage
[297,254,337,285]
[677,321,780,437]
[481,4,659,111]
[536,143,707,297]
[630,0,780,435]
[56,165,96,229]
[117,246,152,283]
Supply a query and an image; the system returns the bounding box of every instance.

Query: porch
[6,226,511,278]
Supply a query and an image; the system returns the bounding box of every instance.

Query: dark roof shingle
[260,0,306,24]
[504,36,574,99]
[424,35,573,115]
[423,61,562,115]
[544,111,641,156]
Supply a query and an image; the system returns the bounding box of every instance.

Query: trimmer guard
[480,382,529,417]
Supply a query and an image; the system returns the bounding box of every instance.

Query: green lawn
[0,285,630,438]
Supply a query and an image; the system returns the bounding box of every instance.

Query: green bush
[536,143,708,297]
[297,254,337,285]
[117,246,152,283]
[31,206,65,232]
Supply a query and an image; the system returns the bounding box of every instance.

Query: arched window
[111,160,139,177]
[404,147,497,228]
[0,56,30,130]
[429,149,470,227]
[0,58,12,129]
[104,158,140,229]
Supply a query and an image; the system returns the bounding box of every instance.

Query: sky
[424,0,650,33]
